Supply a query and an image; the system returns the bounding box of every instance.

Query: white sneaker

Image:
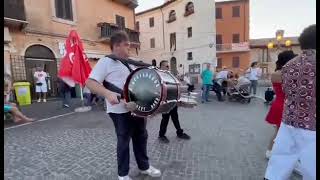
[43,99,47,102]
[37,99,41,103]
[140,166,161,177]
[265,150,271,159]
[118,175,132,180]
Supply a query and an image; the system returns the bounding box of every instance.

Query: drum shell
[124,67,180,117]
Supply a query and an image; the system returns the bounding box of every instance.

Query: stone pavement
[4,94,301,180]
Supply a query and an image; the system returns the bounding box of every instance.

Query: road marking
[4,112,76,131]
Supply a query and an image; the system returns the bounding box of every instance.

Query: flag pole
[75,84,91,112]
[80,85,84,102]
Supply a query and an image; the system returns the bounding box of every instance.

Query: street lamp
[285,39,292,47]
[267,29,291,50]
[267,42,274,49]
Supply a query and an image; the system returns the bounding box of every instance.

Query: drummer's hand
[106,92,120,105]
[123,101,137,111]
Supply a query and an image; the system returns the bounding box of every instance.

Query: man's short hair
[110,31,129,51]
[299,24,316,50]
[159,60,168,68]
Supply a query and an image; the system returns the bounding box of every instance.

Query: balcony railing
[216,42,250,52]
[97,22,140,45]
[4,0,27,21]
[113,0,138,8]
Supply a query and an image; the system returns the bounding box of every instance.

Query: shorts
[36,84,47,93]
[4,105,12,113]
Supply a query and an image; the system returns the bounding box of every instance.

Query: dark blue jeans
[202,84,211,102]
[109,112,149,176]
[61,90,71,106]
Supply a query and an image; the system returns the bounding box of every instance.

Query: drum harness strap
[102,55,134,99]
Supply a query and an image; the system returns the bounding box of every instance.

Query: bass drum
[123,67,180,117]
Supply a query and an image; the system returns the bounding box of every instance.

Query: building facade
[136,0,216,84]
[250,37,301,78]
[4,0,139,98]
[215,0,250,73]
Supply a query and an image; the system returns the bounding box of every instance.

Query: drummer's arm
[86,58,120,105]
[86,79,114,100]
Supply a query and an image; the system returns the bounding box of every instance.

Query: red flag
[58,30,92,87]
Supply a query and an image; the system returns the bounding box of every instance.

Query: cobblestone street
[4,93,301,180]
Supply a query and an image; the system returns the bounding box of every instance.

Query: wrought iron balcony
[113,0,138,8]
[97,22,140,45]
[4,0,28,27]
[216,42,250,53]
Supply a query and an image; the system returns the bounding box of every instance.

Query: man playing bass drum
[86,31,161,180]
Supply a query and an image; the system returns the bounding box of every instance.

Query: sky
[136,0,316,39]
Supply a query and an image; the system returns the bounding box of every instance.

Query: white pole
[80,85,84,106]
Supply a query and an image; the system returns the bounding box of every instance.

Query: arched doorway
[170,57,177,75]
[152,59,157,66]
[25,45,58,99]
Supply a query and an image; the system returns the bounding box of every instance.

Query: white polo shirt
[89,57,135,114]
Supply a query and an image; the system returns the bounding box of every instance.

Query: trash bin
[13,82,31,106]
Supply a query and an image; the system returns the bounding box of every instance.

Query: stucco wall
[136,0,216,77]
[7,0,137,70]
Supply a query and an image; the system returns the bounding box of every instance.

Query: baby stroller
[227,77,252,103]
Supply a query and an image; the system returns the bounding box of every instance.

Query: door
[25,45,58,99]
[25,59,58,98]
[170,57,178,75]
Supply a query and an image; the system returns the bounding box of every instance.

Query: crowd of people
[199,61,261,103]
[4,24,315,180]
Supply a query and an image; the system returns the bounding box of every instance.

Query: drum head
[124,68,162,116]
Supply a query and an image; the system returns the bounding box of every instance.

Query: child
[4,75,34,123]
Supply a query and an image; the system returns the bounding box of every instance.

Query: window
[216,34,222,44]
[217,58,222,68]
[150,38,155,48]
[232,56,240,68]
[232,6,240,17]
[216,7,222,19]
[149,17,154,27]
[135,21,140,31]
[187,52,193,60]
[170,33,176,51]
[185,2,194,16]
[187,27,192,38]
[168,10,176,23]
[55,0,73,21]
[116,15,125,29]
[232,34,240,43]
[189,64,201,74]
[216,34,222,51]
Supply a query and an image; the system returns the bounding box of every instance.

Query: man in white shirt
[245,62,262,95]
[213,68,231,100]
[86,31,161,180]
[33,67,48,102]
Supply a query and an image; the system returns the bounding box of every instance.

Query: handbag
[36,82,43,86]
